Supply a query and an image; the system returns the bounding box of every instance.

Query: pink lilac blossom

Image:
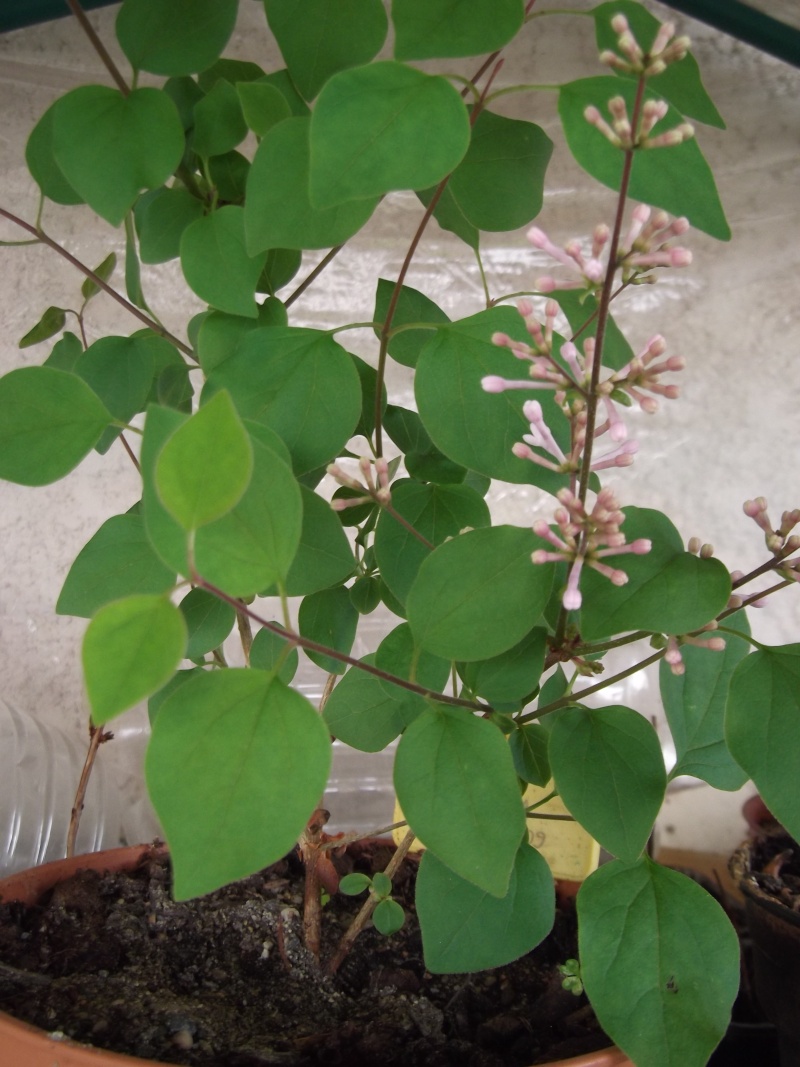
[599,14,691,78]
[328,456,391,510]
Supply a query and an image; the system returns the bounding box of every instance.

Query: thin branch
[67,724,111,858]
[66,0,130,95]
[285,245,345,309]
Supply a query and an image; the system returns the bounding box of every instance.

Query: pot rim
[0,845,630,1067]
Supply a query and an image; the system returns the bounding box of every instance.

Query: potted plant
[0,0,797,1065]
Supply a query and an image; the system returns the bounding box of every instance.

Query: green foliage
[578,859,740,1067]
[116,0,238,76]
[181,207,268,318]
[392,0,524,60]
[298,585,359,673]
[179,588,237,660]
[373,280,450,369]
[18,306,66,348]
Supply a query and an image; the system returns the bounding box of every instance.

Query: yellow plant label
[392,783,599,883]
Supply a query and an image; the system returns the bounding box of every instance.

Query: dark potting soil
[746,827,800,910]
[0,841,613,1067]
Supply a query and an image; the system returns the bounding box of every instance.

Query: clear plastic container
[0,698,122,875]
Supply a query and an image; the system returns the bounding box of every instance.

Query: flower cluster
[743,498,800,561]
[600,14,691,78]
[530,487,651,610]
[327,456,391,511]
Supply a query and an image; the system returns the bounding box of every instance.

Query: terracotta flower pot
[0,846,631,1067]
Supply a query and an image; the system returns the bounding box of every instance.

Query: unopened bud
[700,543,714,558]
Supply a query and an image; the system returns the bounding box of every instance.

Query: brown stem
[119,431,141,473]
[326,828,416,975]
[236,602,253,665]
[0,208,195,359]
[66,0,130,95]
[319,819,408,851]
[383,503,435,550]
[300,808,330,962]
[67,724,112,858]
[285,244,345,309]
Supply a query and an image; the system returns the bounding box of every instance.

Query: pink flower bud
[482,375,509,393]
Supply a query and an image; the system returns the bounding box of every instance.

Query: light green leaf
[417,182,479,250]
[0,366,111,486]
[135,187,205,264]
[156,389,254,530]
[309,61,470,209]
[375,622,450,697]
[373,898,405,935]
[52,86,184,227]
[57,512,176,618]
[726,645,800,843]
[84,594,187,724]
[394,707,526,896]
[298,586,359,674]
[282,485,356,596]
[204,326,362,474]
[19,306,66,349]
[236,81,291,136]
[559,77,730,240]
[373,279,450,369]
[660,610,750,789]
[374,479,491,605]
[191,79,248,158]
[146,669,332,898]
[245,117,379,253]
[265,0,388,101]
[116,0,238,76]
[141,404,190,574]
[179,587,236,659]
[392,0,524,60]
[578,858,739,1067]
[579,508,731,640]
[406,525,554,662]
[549,705,666,862]
[416,842,554,973]
[81,252,117,304]
[415,306,572,495]
[592,1,725,128]
[448,110,552,231]
[181,206,268,318]
[44,332,83,372]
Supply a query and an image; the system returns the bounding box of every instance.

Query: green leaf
[415,306,572,495]
[460,627,546,703]
[141,404,190,575]
[261,69,311,117]
[208,151,251,201]
[74,334,157,451]
[19,306,66,349]
[309,61,470,209]
[375,622,450,695]
[660,610,750,789]
[298,586,359,674]
[146,669,332,898]
[552,288,634,372]
[416,842,554,973]
[44,332,83,372]
[57,512,176,618]
[510,723,550,786]
[204,326,362,474]
[249,624,299,684]
[282,485,356,596]
[196,309,269,375]
[375,479,490,605]
[559,77,730,240]
[591,1,725,129]
[323,655,420,751]
[373,279,450,369]
[245,117,379,253]
[339,872,371,895]
[260,249,302,295]
[236,81,290,136]
[349,576,382,615]
[578,858,739,1067]
[192,79,248,158]
[579,508,731,640]
[84,594,187,724]
[156,389,254,530]
[265,0,388,101]
[116,0,238,76]
[52,86,184,227]
[199,59,267,93]
[25,101,83,205]
[417,182,479,250]
[373,898,405,935]
[549,705,666,862]
[406,525,554,662]
[81,252,117,303]
[392,0,524,60]
[394,707,526,896]
[383,406,468,485]
[135,187,205,264]
[181,206,268,318]
[148,667,205,725]
[448,110,552,231]
[0,367,111,486]
[726,645,800,843]
[179,587,236,659]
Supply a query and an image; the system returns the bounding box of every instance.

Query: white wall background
[0,1,798,864]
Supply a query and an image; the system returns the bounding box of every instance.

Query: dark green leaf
[323,655,420,751]
[373,279,450,369]
[298,586,359,674]
[265,0,388,101]
[192,79,248,158]
[417,182,479,250]
[181,206,268,318]
[549,705,666,862]
[236,81,291,136]
[199,59,267,93]
[309,61,470,209]
[44,332,83,372]
[116,0,238,76]
[74,334,157,452]
[208,150,251,201]
[81,252,117,303]
[57,512,176,618]
[449,110,552,231]
[282,485,356,596]
[578,858,739,1067]
[135,188,205,264]
[19,306,66,349]
[373,898,405,935]
[179,587,236,659]
[393,0,524,60]
[375,622,450,697]
[406,526,554,661]
[349,576,382,615]
[249,623,299,683]
[394,706,526,896]
[416,842,553,972]
[259,249,302,294]
[559,77,730,240]
[551,288,633,372]
[461,627,547,703]
[25,101,83,205]
[260,69,311,117]
[146,669,331,898]
[509,723,550,786]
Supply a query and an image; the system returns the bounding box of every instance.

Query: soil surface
[0,841,613,1066]
[746,827,800,910]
